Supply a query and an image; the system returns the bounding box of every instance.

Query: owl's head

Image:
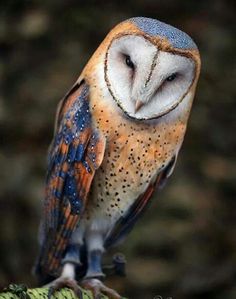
[97,17,201,120]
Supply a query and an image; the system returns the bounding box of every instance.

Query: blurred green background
[0,1,235,298]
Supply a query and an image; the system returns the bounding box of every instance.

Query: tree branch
[0,253,127,298]
[0,285,111,299]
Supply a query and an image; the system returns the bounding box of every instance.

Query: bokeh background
[0,1,235,298]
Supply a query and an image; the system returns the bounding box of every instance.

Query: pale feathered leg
[45,263,83,298]
[45,242,83,298]
[81,230,121,299]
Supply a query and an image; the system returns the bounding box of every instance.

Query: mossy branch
[0,286,111,299]
[0,254,127,298]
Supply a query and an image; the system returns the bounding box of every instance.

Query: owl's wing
[36,81,106,277]
[104,156,176,249]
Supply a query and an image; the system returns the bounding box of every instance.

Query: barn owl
[35,17,201,298]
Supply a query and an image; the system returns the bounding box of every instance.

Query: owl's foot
[45,277,83,299]
[81,278,121,299]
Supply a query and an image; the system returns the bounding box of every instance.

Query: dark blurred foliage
[0,1,235,298]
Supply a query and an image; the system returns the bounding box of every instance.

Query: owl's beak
[135,100,144,113]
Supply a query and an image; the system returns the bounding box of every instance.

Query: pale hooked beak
[135,100,144,113]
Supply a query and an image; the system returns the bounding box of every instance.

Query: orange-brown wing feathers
[36,82,105,277]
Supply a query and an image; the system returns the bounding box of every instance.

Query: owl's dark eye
[125,55,134,69]
[166,73,177,82]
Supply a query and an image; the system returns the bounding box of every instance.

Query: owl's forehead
[126,17,197,50]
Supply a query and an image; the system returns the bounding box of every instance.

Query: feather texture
[104,157,175,248]
[36,82,105,276]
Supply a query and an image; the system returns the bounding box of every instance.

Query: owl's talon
[47,287,55,299]
[45,277,83,299]
[81,278,121,299]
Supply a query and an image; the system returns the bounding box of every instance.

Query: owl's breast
[79,77,187,233]
[82,100,186,232]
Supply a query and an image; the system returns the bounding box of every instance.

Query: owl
[35,17,201,298]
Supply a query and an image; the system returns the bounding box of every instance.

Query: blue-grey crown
[129,17,197,50]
